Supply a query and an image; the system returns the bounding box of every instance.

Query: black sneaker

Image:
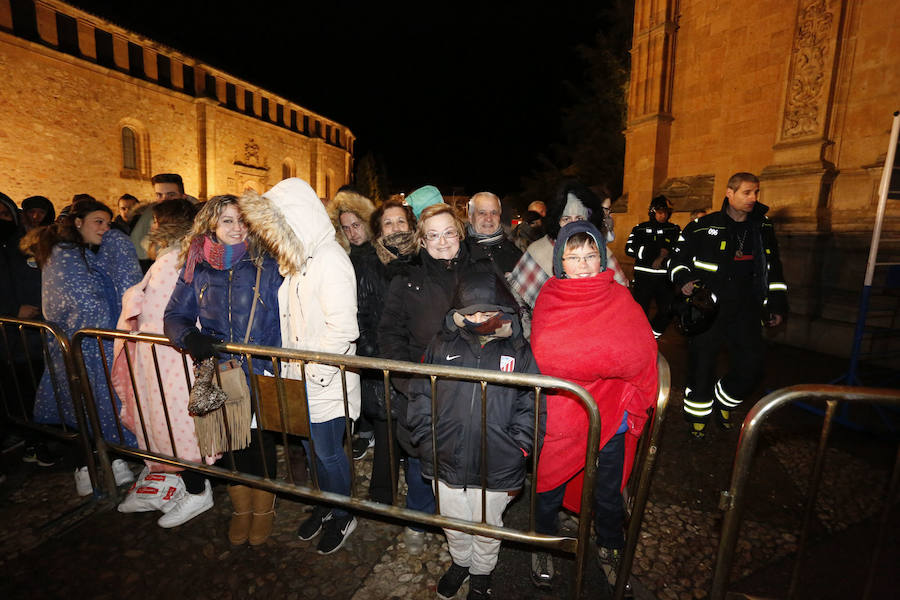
[437,562,469,599]
[467,574,492,599]
[297,505,331,541]
[317,513,357,555]
[352,436,371,461]
[530,552,554,589]
[22,443,57,467]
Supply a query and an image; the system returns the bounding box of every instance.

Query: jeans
[535,432,626,549]
[302,417,352,518]
[405,456,436,531]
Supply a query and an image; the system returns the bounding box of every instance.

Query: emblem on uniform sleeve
[500,356,515,372]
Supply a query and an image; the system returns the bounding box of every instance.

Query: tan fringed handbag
[188,267,261,456]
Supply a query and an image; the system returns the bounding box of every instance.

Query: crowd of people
[0,168,788,599]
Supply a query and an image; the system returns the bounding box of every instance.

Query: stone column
[622,0,678,221]
[761,0,847,232]
[195,98,217,201]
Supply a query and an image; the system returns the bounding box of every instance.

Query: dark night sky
[68,1,610,196]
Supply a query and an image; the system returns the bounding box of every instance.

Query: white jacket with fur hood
[239,178,360,422]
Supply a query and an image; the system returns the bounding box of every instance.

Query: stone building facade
[619,0,900,363]
[0,0,354,208]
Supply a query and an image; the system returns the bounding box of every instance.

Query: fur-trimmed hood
[327,190,376,253]
[546,179,608,241]
[238,178,334,276]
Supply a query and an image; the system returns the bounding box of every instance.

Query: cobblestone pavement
[1,338,897,599]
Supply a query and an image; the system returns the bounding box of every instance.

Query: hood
[546,179,607,241]
[0,192,20,227]
[238,177,334,276]
[22,195,56,225]
[552,220,608,278]
[443,270,522,341]
[327,189,376,253]
[718,197,770,221]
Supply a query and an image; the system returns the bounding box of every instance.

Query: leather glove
[183,330,220,362]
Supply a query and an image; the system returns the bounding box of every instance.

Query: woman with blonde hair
[163,194,283,540]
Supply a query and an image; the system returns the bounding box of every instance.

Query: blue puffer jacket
[164,252,283,374]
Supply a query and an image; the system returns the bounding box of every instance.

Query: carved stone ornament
[233,138,268,170]
[655,174,716,211]
[782,0,835,139]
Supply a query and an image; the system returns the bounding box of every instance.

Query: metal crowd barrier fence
[0,317,96,483]
[710,384,900,600]
[69,327,670,599]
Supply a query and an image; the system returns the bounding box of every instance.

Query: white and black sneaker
[317,513,357,554]
[598,546,634,599]
[297,505,331,540]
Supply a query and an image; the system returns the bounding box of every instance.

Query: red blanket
[531,270,658,511]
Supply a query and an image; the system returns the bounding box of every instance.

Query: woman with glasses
[527,220,657,595]
[377,202,491,555]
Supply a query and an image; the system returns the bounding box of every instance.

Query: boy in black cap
[407,271,544,599]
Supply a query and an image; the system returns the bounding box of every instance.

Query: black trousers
[632,272,675,335]
[368,416,401,504]
[684,301,765,423]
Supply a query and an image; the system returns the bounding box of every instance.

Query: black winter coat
[349,242,387,358]
[377,244,490,454]
[407,313,543,491]
[465,236,522,276]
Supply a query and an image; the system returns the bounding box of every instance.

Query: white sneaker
[111,459,135,486]
[157,479,213,528]
[402,526,426,555]
[74,466,92,496]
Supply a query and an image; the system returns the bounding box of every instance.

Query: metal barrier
[710,384,900,600]
[70,327,670,599]
[0,317,96,482]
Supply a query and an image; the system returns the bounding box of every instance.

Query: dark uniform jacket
[668,198,788,316]
[625,219,681,276]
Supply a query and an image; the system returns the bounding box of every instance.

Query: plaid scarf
[183,235,248,283]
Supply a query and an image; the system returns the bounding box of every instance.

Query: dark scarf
[184,235,248,283]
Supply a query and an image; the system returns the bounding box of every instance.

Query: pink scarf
[183,235,248,283]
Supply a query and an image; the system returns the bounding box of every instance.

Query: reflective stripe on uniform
[634,265,668,274]
[693,259,718,272]
[670,264,690,282]
[715,380,741,408]
[638,246,644,260]
[769,282,787,291]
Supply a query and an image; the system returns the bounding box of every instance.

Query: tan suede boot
[227,485,253,545]
[249,488,276,546]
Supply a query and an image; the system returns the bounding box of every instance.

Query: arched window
[282,158,295,180]
[122,127,137,170]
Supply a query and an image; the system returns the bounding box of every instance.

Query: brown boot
[249,488,276,546]
[227,485,253,545]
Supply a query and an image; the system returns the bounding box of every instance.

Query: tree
[354,152,391,205]
[519,0,633,202]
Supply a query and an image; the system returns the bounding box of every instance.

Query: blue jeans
[535,432,625,549]
[405,456,435,531]
[302,417,352,518]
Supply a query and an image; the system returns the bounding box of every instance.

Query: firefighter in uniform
[668,172,788,438]
[625,195,681,338]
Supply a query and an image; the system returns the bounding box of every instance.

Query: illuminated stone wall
[621,0,900,361]
[0,0,354,208]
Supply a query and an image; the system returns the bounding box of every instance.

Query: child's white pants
[437,481,513,576]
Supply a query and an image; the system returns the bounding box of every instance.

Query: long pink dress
[112,248,209,471]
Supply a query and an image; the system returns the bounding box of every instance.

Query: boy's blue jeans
[405,456,436,530]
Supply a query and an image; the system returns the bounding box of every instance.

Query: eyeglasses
[562,253,600,264]
[424,229,460,242]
